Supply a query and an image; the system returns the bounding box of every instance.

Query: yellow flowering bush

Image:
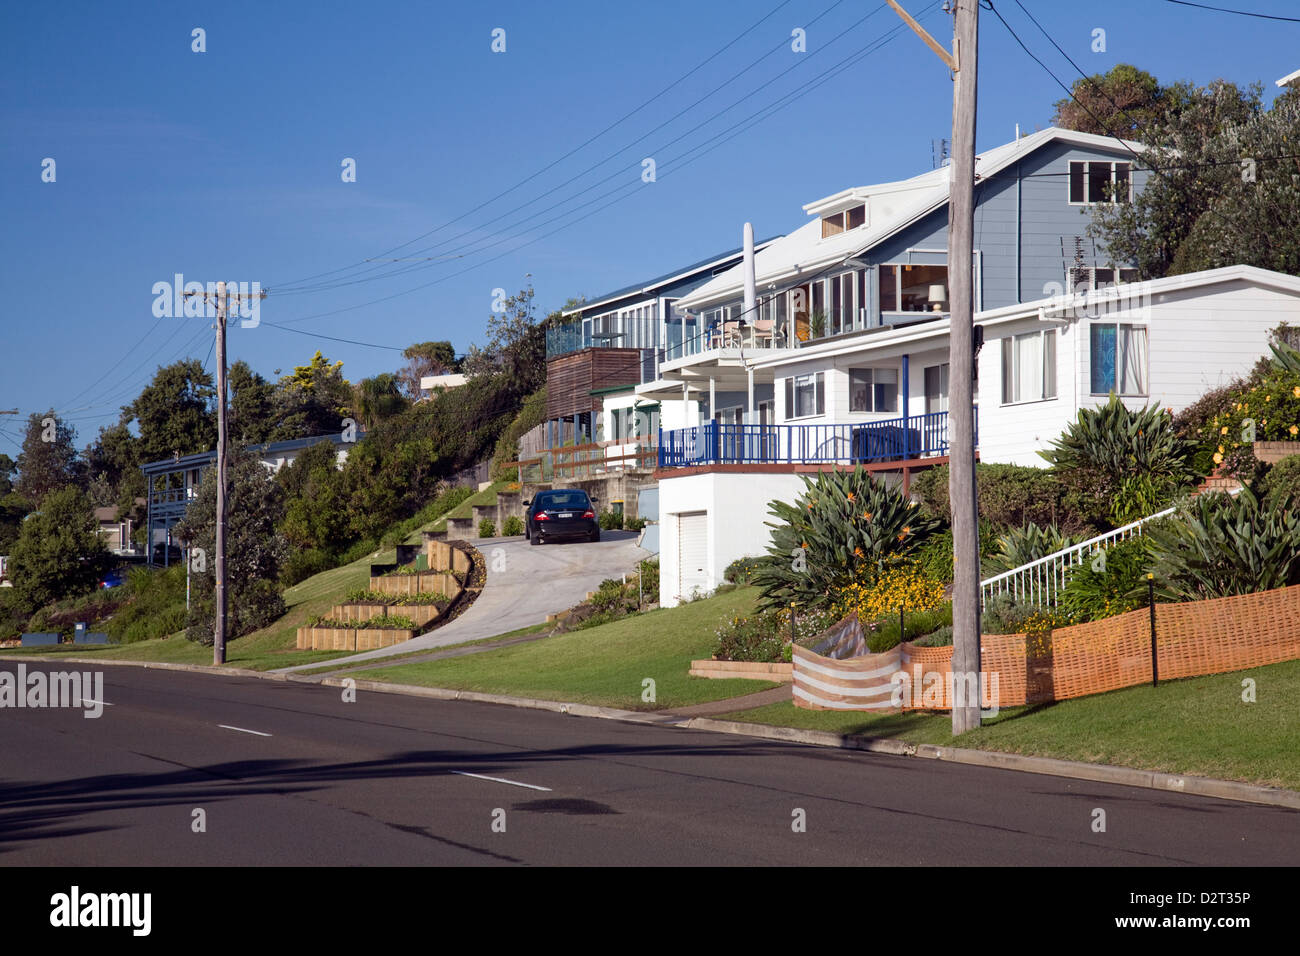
[831,562,946,621]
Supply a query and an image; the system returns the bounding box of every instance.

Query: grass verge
[348,587,776,710]
[721,658,1300,790]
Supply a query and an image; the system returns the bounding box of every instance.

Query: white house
[653,266,1300,606]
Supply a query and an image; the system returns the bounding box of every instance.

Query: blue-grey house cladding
[854,140,1149,317]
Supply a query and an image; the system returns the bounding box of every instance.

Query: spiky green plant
[981,522,1077,578]
[1057,536,1152,622]
[1039,394,1198,526]
[1145,485,1300,600]
[751,467,942,612]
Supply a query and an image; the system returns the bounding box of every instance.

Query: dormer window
[821,203,866,238]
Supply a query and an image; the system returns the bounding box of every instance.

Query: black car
[524,488,600,545]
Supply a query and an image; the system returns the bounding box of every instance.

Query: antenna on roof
[931,137,950,169]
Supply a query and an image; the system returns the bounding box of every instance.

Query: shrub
[501,515,524,536]
[635,559,659,599]
[1198,370,1300,482]
[589,578,628,612]
[982,522,1077,578]
[712,611,788,663]
[865,601,953,652]
[752,467,942,612]
[910,463,1074,532]
[1040,395,1198,527]
[724,556,765,585]
[1057,537,1151,622]
[597,510,623,531]
[281,548,335,587]
[624,516,647,532]
[913,625,953,647]
[1259,454,1300,509]
[478,518,497,538]
[980,594,1038,635]
[832,563,947,623]
[1145,485,1300,599]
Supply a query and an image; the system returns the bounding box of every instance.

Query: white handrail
[979,505,1177,608]
[979,485,1243,607]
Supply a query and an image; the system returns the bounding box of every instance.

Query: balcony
[657,409,974,468]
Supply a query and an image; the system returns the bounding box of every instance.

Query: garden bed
[295,625,415,651]
[690,659,793,681]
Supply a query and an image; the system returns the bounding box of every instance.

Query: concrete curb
[6,654,1298,811]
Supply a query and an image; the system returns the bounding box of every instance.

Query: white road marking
[218,724,272,737]
[451,771,551,791]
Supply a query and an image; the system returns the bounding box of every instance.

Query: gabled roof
[562,238,782,317]
[140,432,356,475]
[676,127,1145,312]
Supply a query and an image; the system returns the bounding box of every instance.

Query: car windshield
[536,491,589,510]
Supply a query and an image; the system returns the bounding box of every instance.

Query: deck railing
[657,409,971,468]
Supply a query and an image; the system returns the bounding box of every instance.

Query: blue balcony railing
[657,409,975,468]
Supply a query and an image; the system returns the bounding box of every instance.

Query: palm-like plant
[751,467,942,612]
[981,522,1077,578]
[1145,485,1300,600]
[1040,394,1198,526]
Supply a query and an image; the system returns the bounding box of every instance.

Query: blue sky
[1,0,1296,453]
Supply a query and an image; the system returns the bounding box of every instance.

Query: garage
[675,511,709,603]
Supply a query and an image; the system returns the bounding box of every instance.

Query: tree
[277,440,351,554]
[127,359,217,464]
[8,485,110,613]
[353,373,409,430]
[15,411,81,508]
[397,340,458,397]
[462,285,542,383]
[0,455,28,554]
[1082,78,1297,279]
[273,351,353,438]
[229,360,277,444]
[1051,64,1174,141]
[177,451,289,644]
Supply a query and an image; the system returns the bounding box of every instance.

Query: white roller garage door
[676,511,709,602]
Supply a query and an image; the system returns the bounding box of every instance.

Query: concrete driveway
[273,530,652,673]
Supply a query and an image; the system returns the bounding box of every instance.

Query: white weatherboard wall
[977,277,1300,467]
[658,471,806,608]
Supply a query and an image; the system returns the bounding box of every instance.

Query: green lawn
[348,587,777,710]
[722,659,1300,790]
[0,546,395,671]
[291,620,552,676]
[420,480,511,537]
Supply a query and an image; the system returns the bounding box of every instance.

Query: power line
[1162,0,1300,23]
[263,5,935,334]
[270,1,883,298]
[266,0,807,292]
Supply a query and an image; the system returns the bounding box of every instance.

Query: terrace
[657,408,974,469]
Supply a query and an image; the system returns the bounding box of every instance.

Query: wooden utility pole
[183,281,263,665]
[214,282,229,666]
[888,0,981,734]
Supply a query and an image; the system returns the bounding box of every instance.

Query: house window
[820,203,866,238]
[1001,329,1057,404]
[924,363,949,415]
[829,271,858,336]
[1069,161,1132,204]
[785,372,825,419]
[1090,323,1148,395]
[1068,266,1140,294]
[849,368,898,413]
[878,264,949,313]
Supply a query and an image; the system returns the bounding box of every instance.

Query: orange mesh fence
[792,584,1300,712]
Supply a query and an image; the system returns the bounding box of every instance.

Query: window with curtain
[785,373,825,419]
[1090,323,1148,395]
[1001,330,1057,403]
[848,368,898,413]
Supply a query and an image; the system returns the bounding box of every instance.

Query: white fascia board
[752,320,954,370]
[976,264,1300,327]
[1276,67,1300,87]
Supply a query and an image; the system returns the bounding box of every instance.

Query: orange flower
[863,512,872,520]
[1291,425,1299,437]
[846,492,856,502]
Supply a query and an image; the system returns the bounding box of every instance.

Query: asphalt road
[274,530,651,673]
[2,662,1296,866]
